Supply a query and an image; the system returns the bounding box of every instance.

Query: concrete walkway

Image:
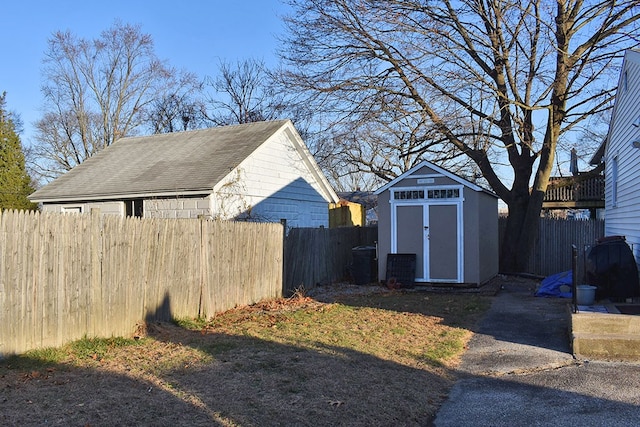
[433,278,640,426]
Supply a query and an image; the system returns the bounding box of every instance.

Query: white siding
[41,197,213,219]
[41,201,124,216]
[604,50,640,265]
[213,128,332,228]
[145,196,212,219]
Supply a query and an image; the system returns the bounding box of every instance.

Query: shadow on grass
[152,325,456,426]
[0,293,458,426]
[325,287,492,330]
[328,278,571,354]
[0,348,219,426]
[0,325,455,426]
[3,287,640,426]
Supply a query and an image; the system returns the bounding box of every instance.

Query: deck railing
[544,175,604,203]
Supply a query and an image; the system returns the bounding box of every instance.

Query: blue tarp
[535,270,573,298]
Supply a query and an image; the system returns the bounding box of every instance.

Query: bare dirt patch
[0,284,490,426]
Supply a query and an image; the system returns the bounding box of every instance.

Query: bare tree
[204,59,287,126]
[147,75,205,134]
[202,58,351,187]
[31,22,195,181]
[279,0,640,271]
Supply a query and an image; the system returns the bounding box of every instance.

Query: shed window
[393,190,425,200]
[393,188,462,200]
[427,189,460,199]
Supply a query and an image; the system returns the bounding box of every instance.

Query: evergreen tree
[0,92,37,211]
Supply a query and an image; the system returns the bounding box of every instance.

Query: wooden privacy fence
[285,219,604,291]
[0,209,608,356]
[0,210,283,356]
[284,226,378,293]
[499,217,605,280]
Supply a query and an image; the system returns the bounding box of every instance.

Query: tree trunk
[500,200,544,274]
[499,154,549,273]
[500,147,553,273]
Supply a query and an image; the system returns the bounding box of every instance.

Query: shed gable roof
[30,120,295,202]
[374,160,498,197]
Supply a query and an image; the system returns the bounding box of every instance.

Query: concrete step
[571,311,640,335]
[572,332,640,361]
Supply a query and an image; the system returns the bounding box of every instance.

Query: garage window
[62,206,83,213]
[125,199,144,218]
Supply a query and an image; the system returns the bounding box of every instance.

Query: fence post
[280,219,288,295]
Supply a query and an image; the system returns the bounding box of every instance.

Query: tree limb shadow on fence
[284,226,378,294]
[498,217,604,280]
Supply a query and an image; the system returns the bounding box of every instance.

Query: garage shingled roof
[29,120,290,202]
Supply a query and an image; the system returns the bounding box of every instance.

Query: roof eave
[30,188,213,204]
[281,122,341,203]
[589,136,607,165]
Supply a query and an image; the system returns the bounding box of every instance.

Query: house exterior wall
[213,130,331,228]
[40,196,213,219]
[604,50,640,268]
[41,201,124,216]
[144,196,212,219]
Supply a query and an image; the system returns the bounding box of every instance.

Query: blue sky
[1,1,289,145]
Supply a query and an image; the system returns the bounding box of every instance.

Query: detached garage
[375,161,499,287]
[29,120,339,228]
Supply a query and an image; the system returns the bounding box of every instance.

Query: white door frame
[390,186,464,283]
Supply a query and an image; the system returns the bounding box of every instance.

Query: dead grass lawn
[0,285,490,426]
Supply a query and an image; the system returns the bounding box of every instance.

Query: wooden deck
[543,175,604,209]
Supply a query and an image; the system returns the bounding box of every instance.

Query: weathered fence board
[2,210,604,356]
[284,226,378,293]
[201,220,283,315]
[498,217,605,280]
[0,210,283,356]
[284,220,604,291]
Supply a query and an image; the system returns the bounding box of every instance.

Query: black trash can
[351,246,377,285]
[586,235,640,300]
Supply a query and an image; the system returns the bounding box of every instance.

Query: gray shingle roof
[30,120,290,202]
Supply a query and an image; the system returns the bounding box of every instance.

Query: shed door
[427,204,459,281]
[393,203,462,283]
[396,205,426,279]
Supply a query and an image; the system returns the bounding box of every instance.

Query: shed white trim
[389,184,465,283]
[374,160,497,196]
